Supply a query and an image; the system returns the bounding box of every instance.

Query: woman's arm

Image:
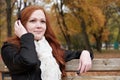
[64,49,94,74]
[64,50,81,62]
[1,33,40,74]
[64,50,93,62]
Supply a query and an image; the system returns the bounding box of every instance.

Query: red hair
[6,5,66,77]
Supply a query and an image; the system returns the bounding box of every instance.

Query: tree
[106,3,120,43]
[5,0,16,37]
[63,0,98,52]
[88,0,120,50]
[53,0,72,49]
[0,0,6,47]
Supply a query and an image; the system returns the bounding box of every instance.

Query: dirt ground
[94,50,120,58]
[67,50,120,76]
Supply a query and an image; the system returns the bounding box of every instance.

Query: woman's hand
[78,50,92,74]
[14,20,27,38]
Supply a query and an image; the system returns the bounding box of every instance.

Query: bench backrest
[1,58,120,72]
[65,58,120,80]
[66,58,120,72]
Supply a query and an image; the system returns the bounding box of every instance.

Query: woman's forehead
[29,10,46,19]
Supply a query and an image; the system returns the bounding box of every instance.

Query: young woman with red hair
[1,5,93,80]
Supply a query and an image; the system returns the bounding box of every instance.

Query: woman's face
[26,10,46,40]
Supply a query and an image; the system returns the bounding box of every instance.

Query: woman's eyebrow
[29,17,46,20]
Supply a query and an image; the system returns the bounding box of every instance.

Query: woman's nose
[36,22,41,28]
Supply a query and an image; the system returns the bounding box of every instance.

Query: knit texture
[34,37,61,80]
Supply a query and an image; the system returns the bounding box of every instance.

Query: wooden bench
[0,61,10,80]
[0,58,120,80]
[65,58,120,80]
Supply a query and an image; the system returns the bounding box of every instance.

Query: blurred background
[0,0,120,54]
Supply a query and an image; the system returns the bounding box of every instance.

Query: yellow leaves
[82,5,105,27]
[64,0,106,35]
[64,14,81,35]
[102,28,110,41]
[89,6,106,27]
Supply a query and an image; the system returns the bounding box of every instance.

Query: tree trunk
[116,22,120,42]
[80,17,93,52]
[70,8,93,52]
[55,1,72,49]
[5,0,12,37]
[60,13,72,50]
[93,34,102,52]
[96,38,102,52]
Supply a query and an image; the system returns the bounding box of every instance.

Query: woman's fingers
[77,50,92,74]
[78,62,92,74]
[14,20,27,37]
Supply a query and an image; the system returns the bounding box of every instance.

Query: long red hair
[6,5,66,77]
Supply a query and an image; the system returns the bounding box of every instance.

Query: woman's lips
[34,31,42,34]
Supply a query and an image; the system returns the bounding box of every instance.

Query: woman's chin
[34,36,43,41]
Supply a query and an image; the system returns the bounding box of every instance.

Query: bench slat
[66,58,120,72]
[0,61,8,73]
[66,76,120,80]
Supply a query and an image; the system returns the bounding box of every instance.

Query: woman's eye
[29,20,36,22]
[41,20,46,23]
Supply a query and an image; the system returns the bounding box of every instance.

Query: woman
[1,5,93,80]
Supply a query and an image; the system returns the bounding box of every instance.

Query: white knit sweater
[34,37,61,80]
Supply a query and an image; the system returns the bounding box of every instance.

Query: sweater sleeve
[1,33,40,74]
[64,50,94,62]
